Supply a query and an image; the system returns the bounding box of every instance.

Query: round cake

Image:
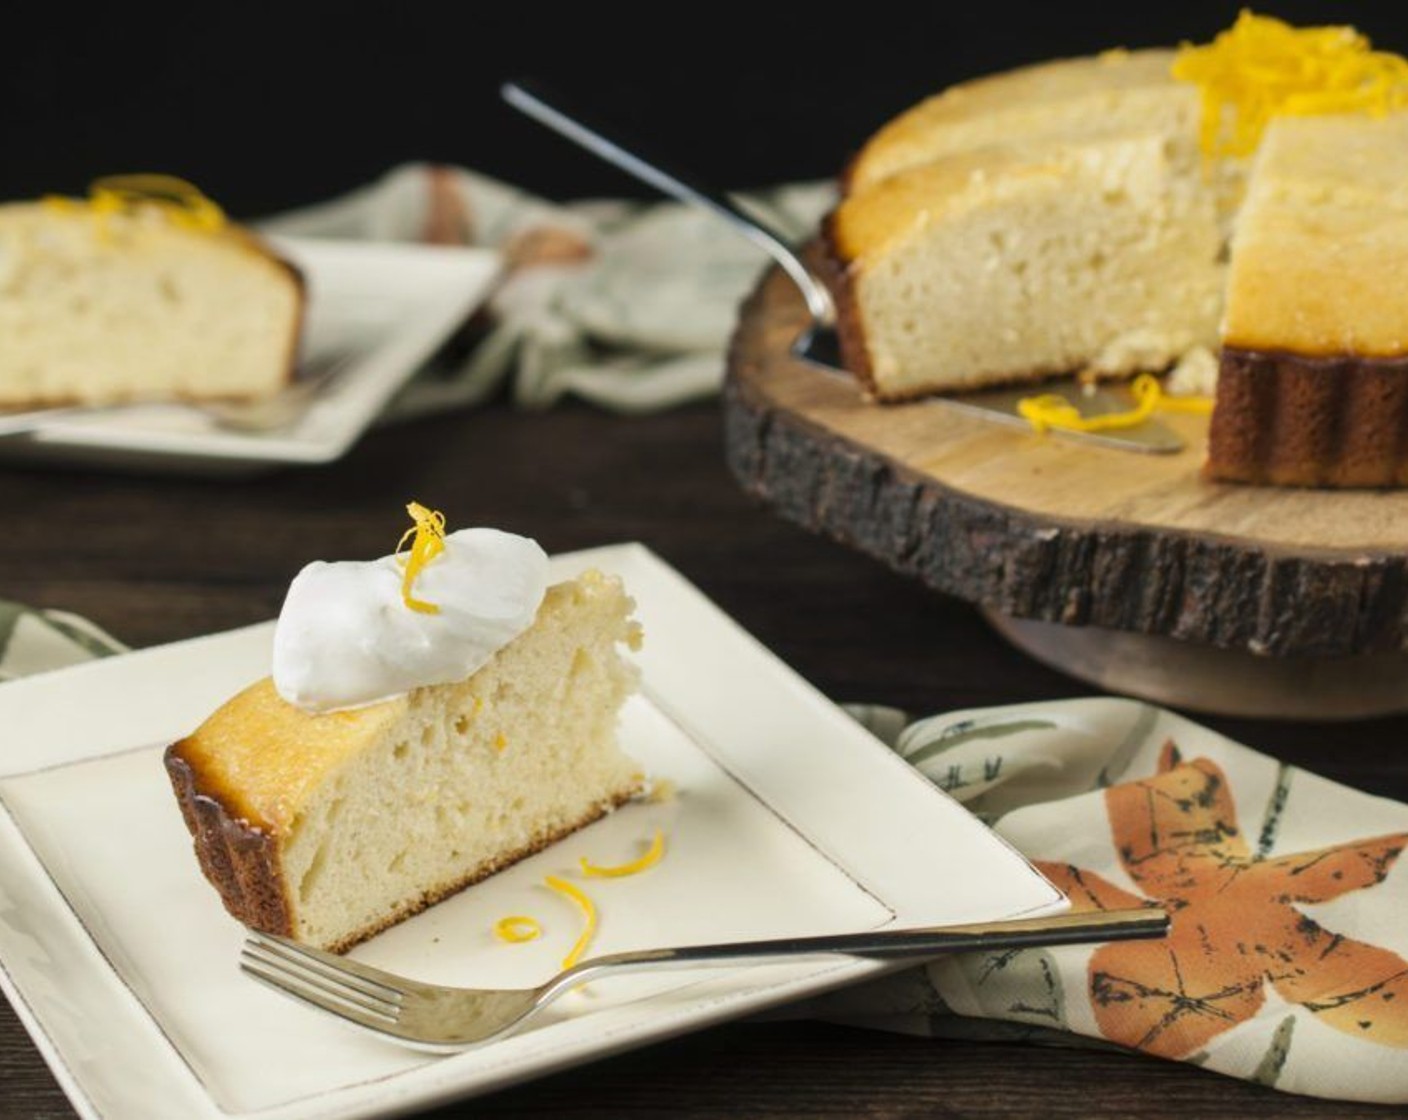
[825,13,1408,487]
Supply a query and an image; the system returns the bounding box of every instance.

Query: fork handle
[501,78,835,325]
[552,907,1167,994]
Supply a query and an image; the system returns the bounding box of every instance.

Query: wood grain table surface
[1,398,1404,1119]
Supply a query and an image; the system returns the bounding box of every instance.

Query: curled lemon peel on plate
[544,875,598,970]
[1018,374,1213,435]
[493,915,543,944]
[43,174,227,234]
[1173,11,1408,157]
[580,829,666,879]
[395,501,447,614]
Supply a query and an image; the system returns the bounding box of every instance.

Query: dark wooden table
[2,398,1404,1119]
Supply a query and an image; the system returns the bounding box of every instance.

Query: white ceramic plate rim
[0,544,1064,1120]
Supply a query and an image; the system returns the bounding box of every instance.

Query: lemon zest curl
[1017,374,1214,435]
[493,915,543,943]
[394,501,447,614]
[580,830,667,879]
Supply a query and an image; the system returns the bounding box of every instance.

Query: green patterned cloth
[258,164,834,417]
[9,613,1407,1103]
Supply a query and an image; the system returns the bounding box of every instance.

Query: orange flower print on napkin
[1036,741,1408,1059]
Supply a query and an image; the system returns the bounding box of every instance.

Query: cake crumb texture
[165,570,643,952]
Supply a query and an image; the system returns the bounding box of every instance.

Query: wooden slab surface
[724,264,1408,658]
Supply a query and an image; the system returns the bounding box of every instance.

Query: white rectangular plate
[0,236,500,473]
[0,544,1063,1120]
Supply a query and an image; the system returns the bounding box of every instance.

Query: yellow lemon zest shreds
[394,501,448,614]
[493,915,543,943]
[43,174,227,234]
[1017,374,1213,435]
[545,875,598,969]
[1155,390,1216,415]
[580,829,667,879]
[1173,11,1408,157]
[493,732,508,752]
[1018,376,1159,434]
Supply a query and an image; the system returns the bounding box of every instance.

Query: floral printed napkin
[257,163,833,417]
[8,609,1406,1103]
[814,700,1408,1104]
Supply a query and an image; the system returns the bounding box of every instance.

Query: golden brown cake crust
[1207,347,1408,487]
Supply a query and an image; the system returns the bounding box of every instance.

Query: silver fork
[240,906,1167,1052]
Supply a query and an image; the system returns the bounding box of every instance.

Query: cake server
[502,79,1184,454]
[242,905,1168,1052]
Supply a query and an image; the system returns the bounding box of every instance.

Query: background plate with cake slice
[0,225,501,476]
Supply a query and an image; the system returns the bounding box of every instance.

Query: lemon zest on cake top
[1018,374,1212,435]
[545,875,598,969]
[493,915,543,943]
[43,174,227,234]
[580,829,666,879]
[394,501,448,614]
[1173,11,1408,157]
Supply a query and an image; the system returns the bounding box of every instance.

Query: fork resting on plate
[242,906,1168,1051]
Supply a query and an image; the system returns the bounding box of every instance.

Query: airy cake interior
[169,571,643,953]
[0,203,300,407]
[835,133,1223,397]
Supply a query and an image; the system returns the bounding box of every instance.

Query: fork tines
[240,932,404,1032]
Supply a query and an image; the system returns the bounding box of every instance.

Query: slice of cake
[0,175,302,408]
[1208,111,1408,486]
[827,132,1223,400]
[165,508,643,952]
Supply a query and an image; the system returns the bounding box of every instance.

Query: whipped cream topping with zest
[272,510,548,713]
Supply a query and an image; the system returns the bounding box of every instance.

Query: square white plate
[0,544,1063,1120]
[0,236,500,473]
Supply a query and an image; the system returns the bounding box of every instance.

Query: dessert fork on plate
[241,906,1167,1052]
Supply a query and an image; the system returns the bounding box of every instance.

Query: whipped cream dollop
[272,528,549,712]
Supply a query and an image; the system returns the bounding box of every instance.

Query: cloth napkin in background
[257,163,835,417]
[8,608,1408,1104]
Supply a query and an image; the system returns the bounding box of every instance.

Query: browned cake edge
[1207,347,1408,488]
[164,740,641,954]
[164,742,296,939]
[817,214,882,400]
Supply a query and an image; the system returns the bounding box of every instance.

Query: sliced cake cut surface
[0,184,302,408]
[829,133,1223,400]
[166,569,643,953]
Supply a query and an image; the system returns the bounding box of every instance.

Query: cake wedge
[165,510,643,952]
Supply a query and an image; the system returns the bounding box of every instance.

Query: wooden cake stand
[723,264,1408,719]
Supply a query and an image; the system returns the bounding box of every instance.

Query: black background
[4,3,1407,217]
